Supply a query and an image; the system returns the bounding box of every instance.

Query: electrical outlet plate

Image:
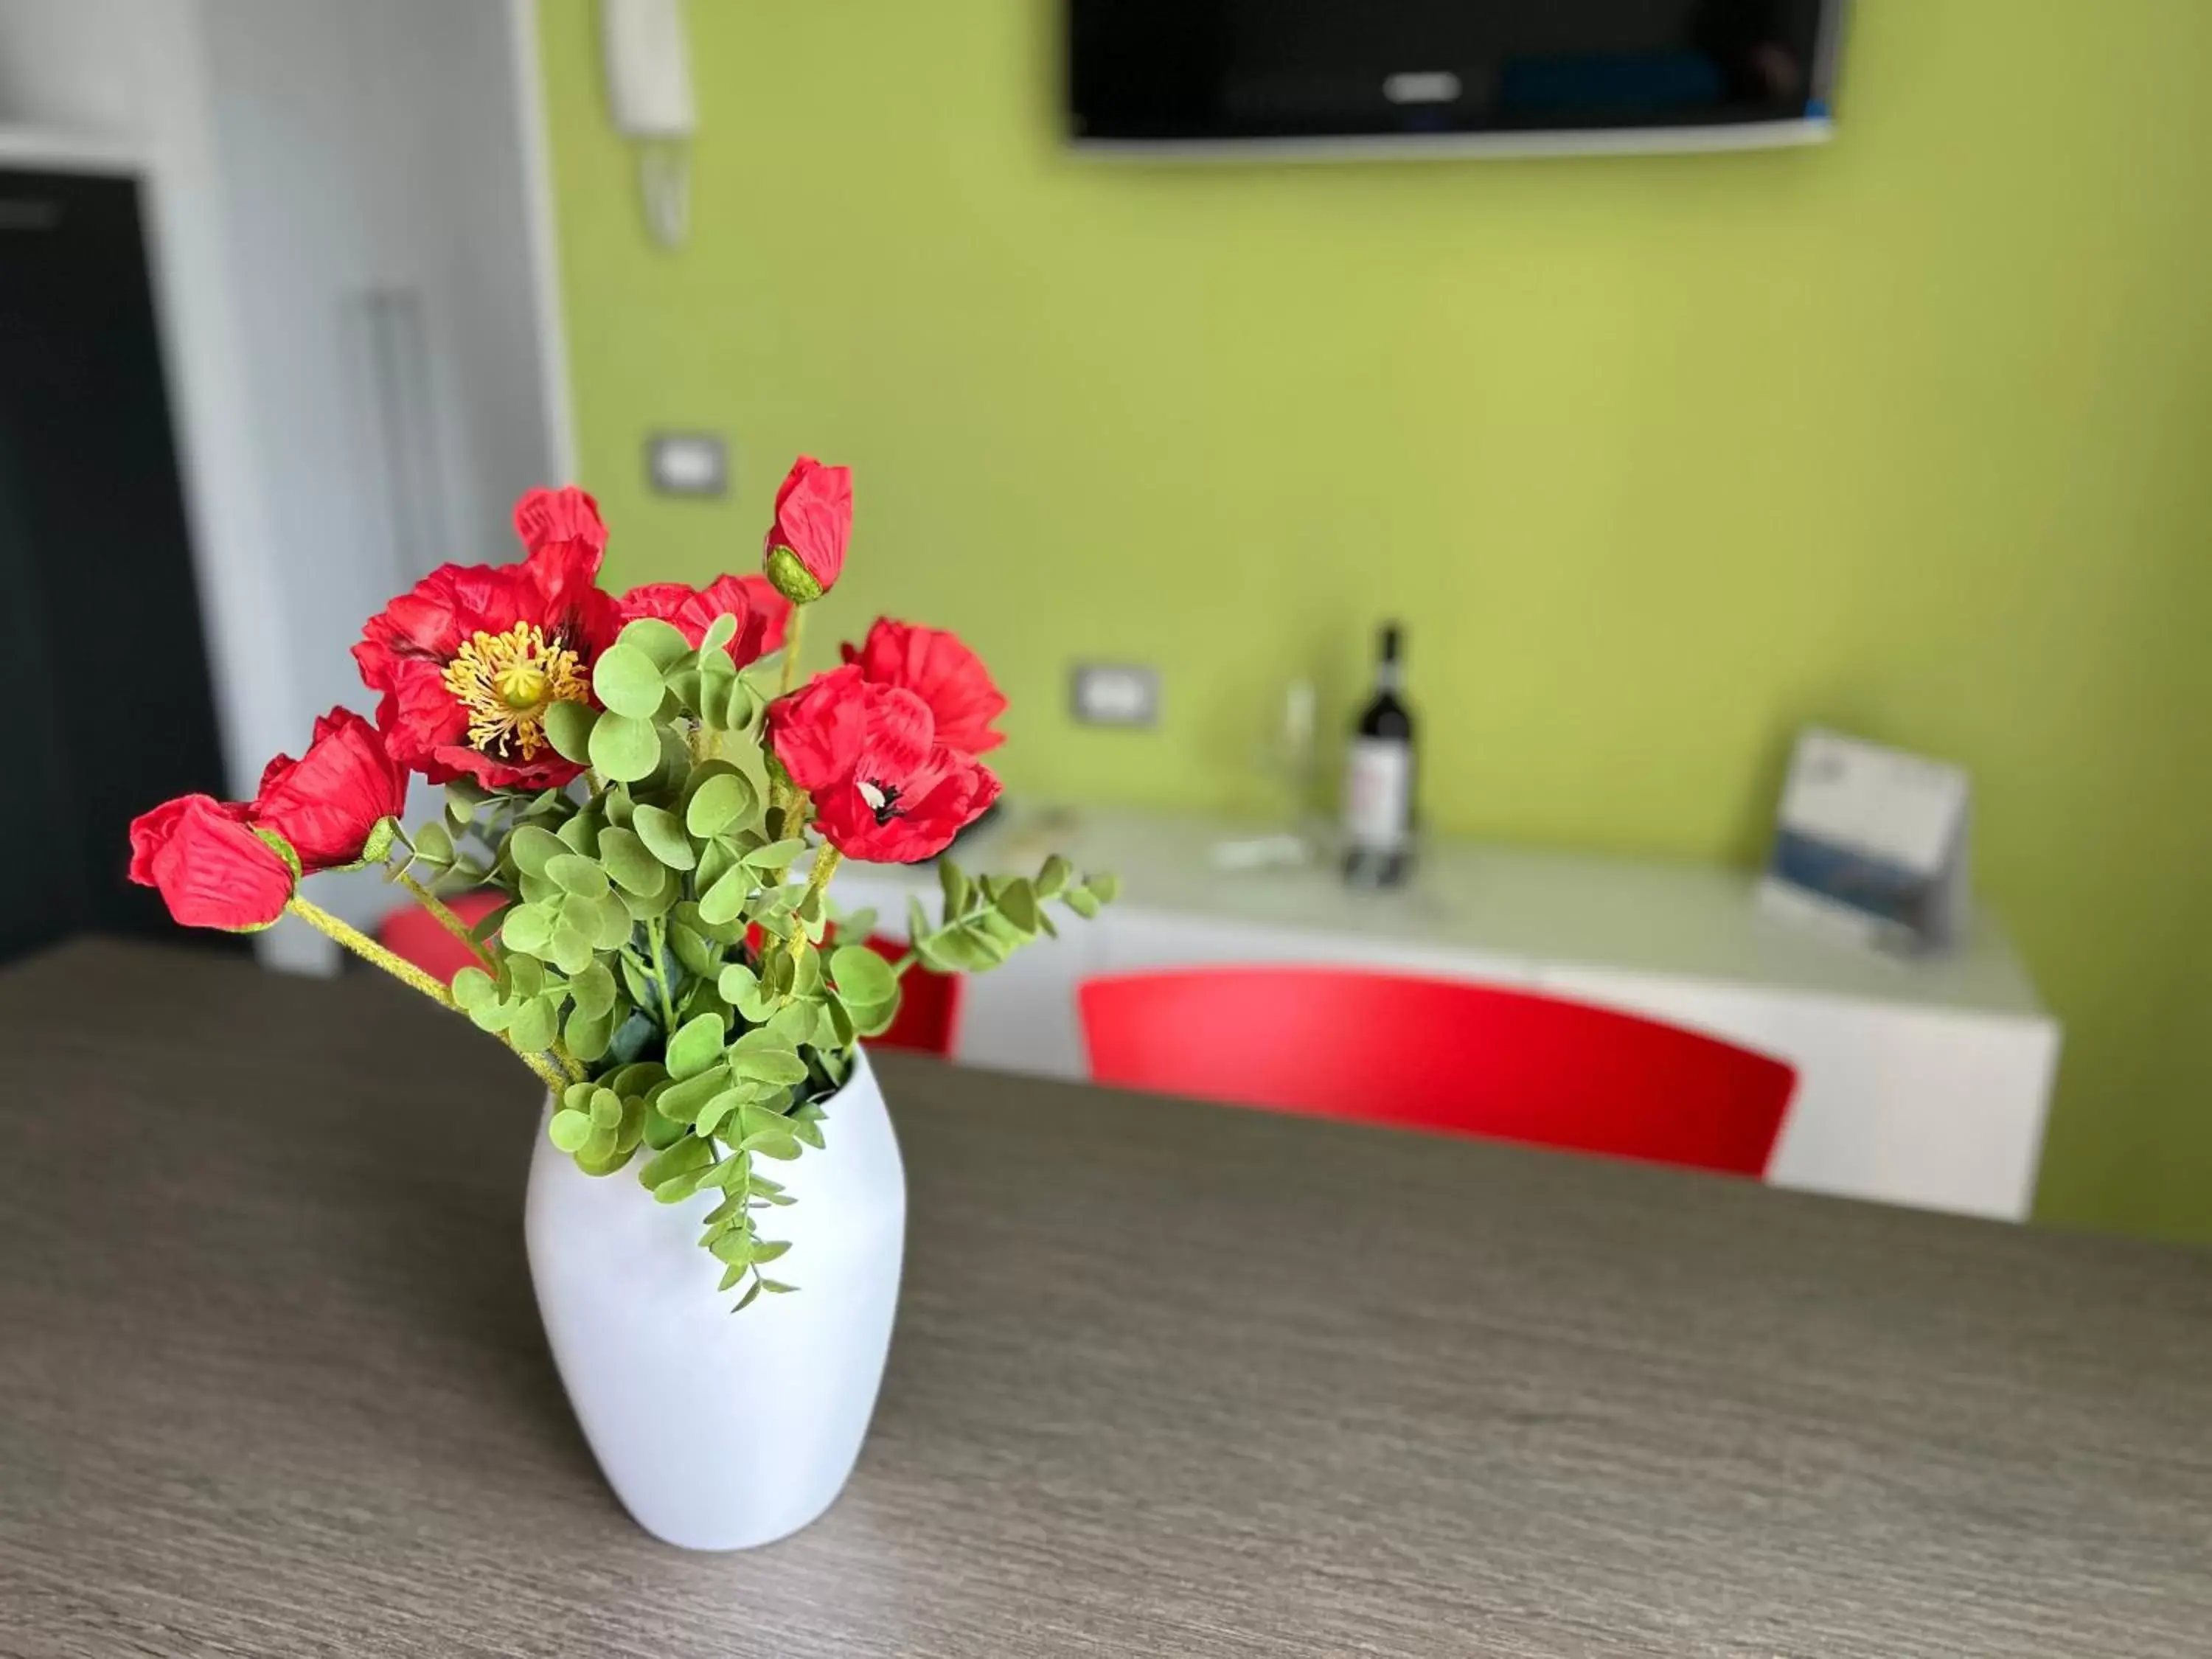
[1070,663,1160,728]
[646,432,727,497]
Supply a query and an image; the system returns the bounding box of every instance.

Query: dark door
[0,168,237,961]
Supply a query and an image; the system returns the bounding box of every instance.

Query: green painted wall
[537,1,2212,1244]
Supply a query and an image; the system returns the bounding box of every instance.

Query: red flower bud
[768,665,999,863]
[251,708,409,873]
[128,795,297,932]
[761,456,852,603]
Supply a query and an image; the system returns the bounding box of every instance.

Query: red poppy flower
[251,708,408,873]
[619,572,791,664]
[761,456,852,603]
[352,487,621,789]
[768,664,1000,863]
[513,484,608,564]
[128,795,296,932]
[841,618,1006,757]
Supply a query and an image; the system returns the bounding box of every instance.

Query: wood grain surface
[0,939,2205,1658]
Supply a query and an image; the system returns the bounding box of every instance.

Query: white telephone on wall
[601,0,696,248]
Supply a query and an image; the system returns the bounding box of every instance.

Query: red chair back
[375,891,506,988]
[863,934,962,1057]
[1079,968,1793,1176]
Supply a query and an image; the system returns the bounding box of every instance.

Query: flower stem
[779,606,807,696]
[644,915,678,1034]
[785,847,843,968]
[286,896,568,1095]
[392,869,495,970]
[550,1037,588,1083]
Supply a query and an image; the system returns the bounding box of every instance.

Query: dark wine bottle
[1342,622,1415,888]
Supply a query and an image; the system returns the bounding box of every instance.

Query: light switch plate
[1070,663,1160,728]
[646,431,728,496]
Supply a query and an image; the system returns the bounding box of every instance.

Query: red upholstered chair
[1079,968,1794,1176]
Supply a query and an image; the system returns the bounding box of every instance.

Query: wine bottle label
[1343,738,1412,851]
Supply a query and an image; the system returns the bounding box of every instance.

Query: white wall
[0,0,567,959]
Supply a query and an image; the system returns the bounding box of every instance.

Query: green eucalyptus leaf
[641,1102,687,1152]
[498,903,552,955]
[620,615,692,669]
[544,853,609,899]
[508,996,557,1054]
[830,945,896,1008]
[556,810,601,856]
[790,941,824,1001]
[543,698,598,764]
[631,803,698,871]
[742,838,808,871]
[686,772,751,838]
[506,824,565,878]
[1088,872,1121,905]
[665,1012,728,1081]
[938,859,971,917]
[596,827,661,895]
[569,960,616,1020]
[765,1001,816,1049]
[590,889,635,951]
[997,877,1040,935]
[1064,886,1102,919]
[696,612,739,654]
[617,863,681,921]
[717,963,776,1021]
[696,863,753,928]
[592,641,668,720]
[588,711,661,782]
[656,1068,728,1123]
[469,995,516,1033]
[639,1135,712,1193]
[1036,854,1072,899]
[693,1090,744,1139]
[548,1110,593,1153]
[669,920,721,978]
[727,1041,807,1088]
[565,1006,614,1062]
[411,818,455,866]
[444,779,490,822]
[451,966,494,1009]
[549,924,595,977]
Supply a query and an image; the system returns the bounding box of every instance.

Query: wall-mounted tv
[1067,1,1846,159]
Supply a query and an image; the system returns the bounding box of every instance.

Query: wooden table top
[1,939,2205,1658]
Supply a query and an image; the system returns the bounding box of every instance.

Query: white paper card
[1759,728,1972,953]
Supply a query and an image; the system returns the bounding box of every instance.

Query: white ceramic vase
[524,1048,905,1550]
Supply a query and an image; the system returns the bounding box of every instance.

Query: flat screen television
[1067,1,1846,158]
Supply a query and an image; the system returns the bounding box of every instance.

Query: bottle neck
[1374,661,1403,695]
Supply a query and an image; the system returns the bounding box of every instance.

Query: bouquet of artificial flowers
[128,457,1110,1307]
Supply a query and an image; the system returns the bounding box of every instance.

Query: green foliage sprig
[396,614,1111,1307]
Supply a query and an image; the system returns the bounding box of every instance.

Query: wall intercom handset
[601,0,696,249]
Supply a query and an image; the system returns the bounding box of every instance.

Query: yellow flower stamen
[442,621,588,762]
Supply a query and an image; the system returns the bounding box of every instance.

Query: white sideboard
[832,808,2060,1223]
